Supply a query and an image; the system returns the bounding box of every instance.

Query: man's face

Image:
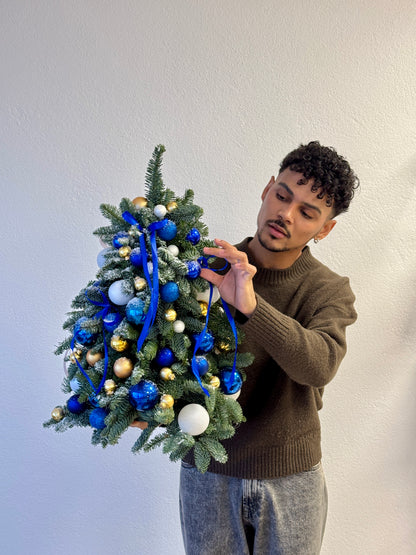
[255,168,336,255]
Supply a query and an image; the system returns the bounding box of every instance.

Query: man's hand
[201,239,257,318]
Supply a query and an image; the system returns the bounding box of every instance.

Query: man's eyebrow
[277,181,322,215]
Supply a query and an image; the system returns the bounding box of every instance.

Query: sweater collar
[236,237,315,284]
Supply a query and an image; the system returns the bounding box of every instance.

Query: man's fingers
[200,268,223,287]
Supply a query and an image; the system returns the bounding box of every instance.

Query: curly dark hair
[279,141,359,216]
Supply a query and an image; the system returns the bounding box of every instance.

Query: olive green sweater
[186,238,357,479]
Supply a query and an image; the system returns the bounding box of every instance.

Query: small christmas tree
[44,145,253,473]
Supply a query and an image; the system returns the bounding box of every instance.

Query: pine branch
[145,145,166,206]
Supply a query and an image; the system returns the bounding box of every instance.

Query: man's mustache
[268,217,291,238]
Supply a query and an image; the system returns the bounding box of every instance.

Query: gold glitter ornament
[218,341,231,352]
[113,357,134,378]
[165,308,177,322]
[110,335,128,352]
[86,350,104,366]
[209,376,221,388]
[132,196,148,208]
[119,246,131,258]
[69,352,82,364]
[166,201,178,212]
[51,406,64,421]
[199,301,208,317]
[160,394,174,409]
[104,379,117,395]
[160,367,175,381]
[134,277,147,291]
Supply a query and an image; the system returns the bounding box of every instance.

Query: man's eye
[301,210,312,219]
[276,193,286,201]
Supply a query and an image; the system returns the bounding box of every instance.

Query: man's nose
[279,203,295,223]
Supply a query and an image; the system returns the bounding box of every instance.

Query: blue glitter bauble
[155,347,175,367]
[194,355,209,376]
[186,228,201,245]
[103,311,123,332]
[67,395,87,414]
[160,282,180,303]
[186,260,201,279]
[193,330,215,353]
[130,247,143,267]
[220,368,243,395]
[158,220,177,241]
[129,380,159,410]
[73,317,98,346]
[125,297,146,325]
[89,407,108,429]
[112,231,130,249]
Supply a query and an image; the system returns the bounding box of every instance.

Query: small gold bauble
[199,301,208,317]
[69,352,81,364]
[119,246,132,258]
[51,406,64,421]
[134,277,147,291]
[86,350,104,366]
[209,376,221,388]
[113,357,134,378]
[159,394,174,409]
[132,196,148,208]
[165,308,177,322]
[218,341,231,352]
[104,379,117,395]
[110,335,128,352]
[160,367,175,381]
[166,201,178,212]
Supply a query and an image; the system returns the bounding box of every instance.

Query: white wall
[1,1,415,553]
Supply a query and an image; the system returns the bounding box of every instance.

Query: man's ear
[316,219,337,241]
[261,176,275,201]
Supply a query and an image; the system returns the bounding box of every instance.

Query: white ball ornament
[108,280,135,305]
[97,247,113,268]
[154,204,167,219]
[147,261,153,274]
[196,286,221,304]
[173,320,185,333]
[167,244,179,257]
[178,404,210,436]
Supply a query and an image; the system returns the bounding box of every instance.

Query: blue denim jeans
[179,461,328,555]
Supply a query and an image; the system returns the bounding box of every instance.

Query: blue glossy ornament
[130,247,143,267]
[89,407,108,429]
[129,380,159,410]
[155,347,175,367]
[186,260,201,279]
[125,297,147,325]
[160,282,180,303]
[193,330,215,353]
[67,395,87,414]
[158,220,177,241]
[112,231,130,249]
[73,317,98,346]
[220,368,243,395]
[186,228,201,245]
[103,311,123,332]
[194,355,209,376]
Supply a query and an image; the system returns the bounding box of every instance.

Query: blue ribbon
[122,211,168,355]
[70,282,110,396]
[193,256,239,396]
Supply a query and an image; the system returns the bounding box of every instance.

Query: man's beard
[257,231,291,253]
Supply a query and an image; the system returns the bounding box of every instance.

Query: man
[179,141,359,554]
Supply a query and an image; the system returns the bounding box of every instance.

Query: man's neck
[247,235,304,270]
